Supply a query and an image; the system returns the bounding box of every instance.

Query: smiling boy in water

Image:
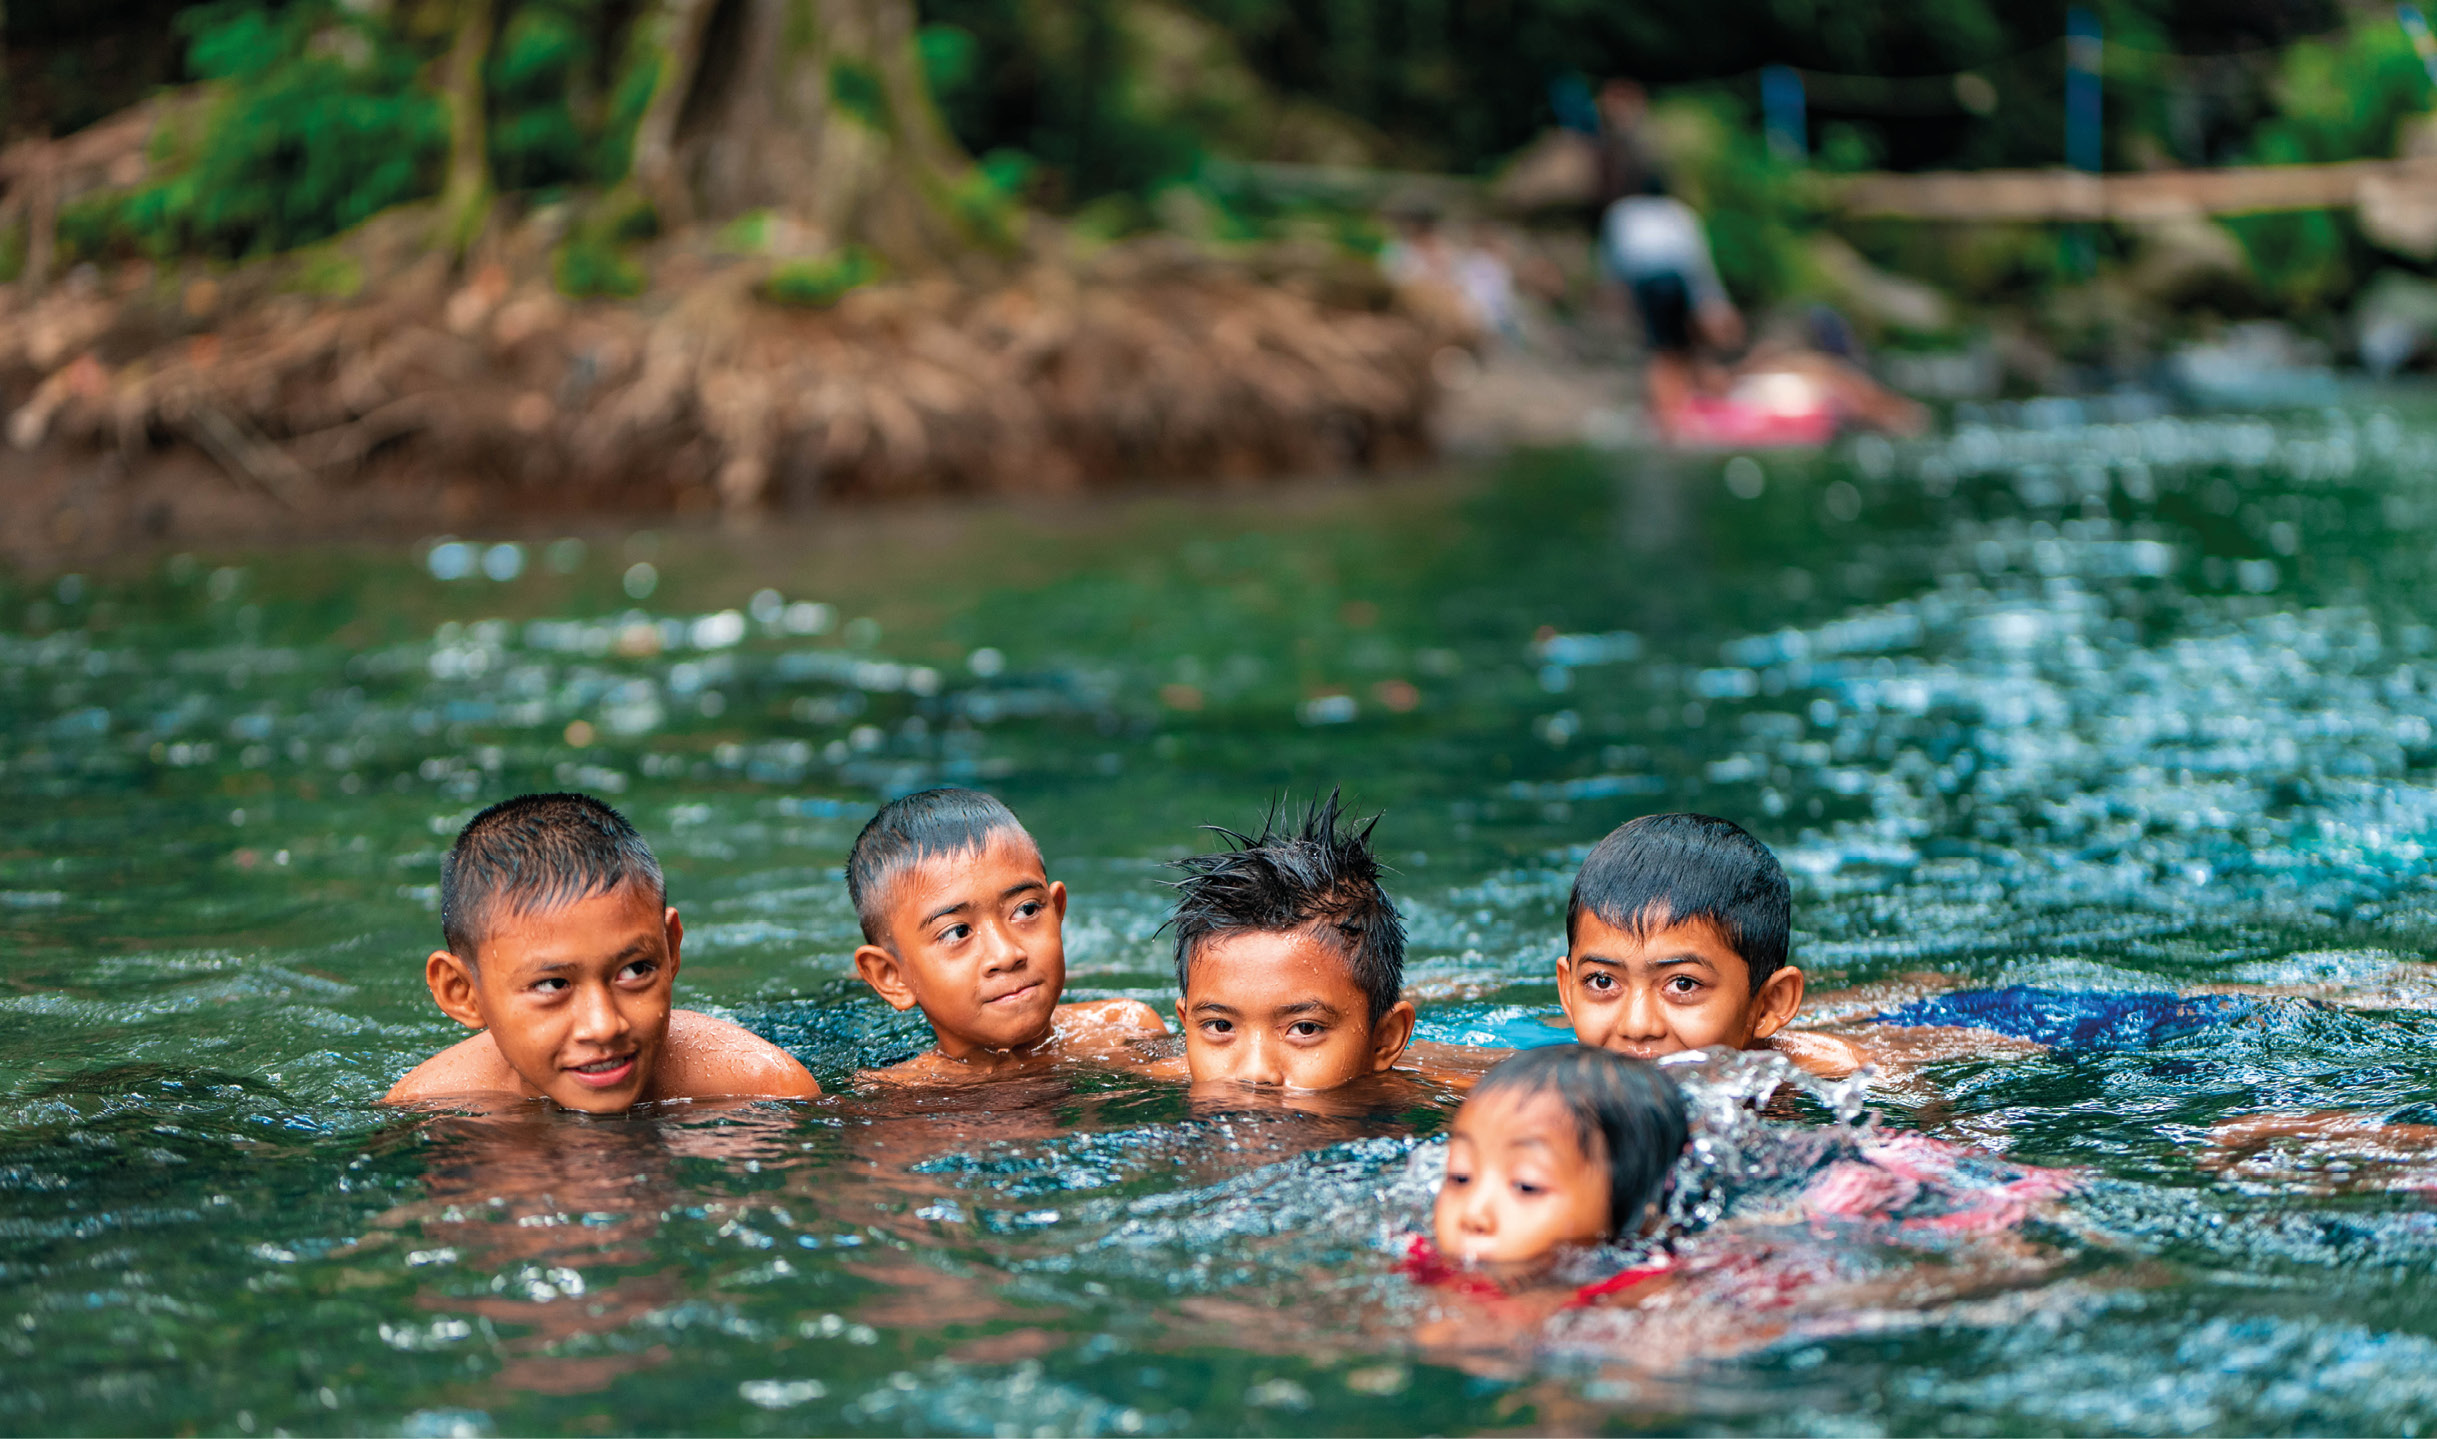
[385,793,821,1112]
[848,788,1168,1082]
[1160,794,1429,1091]
[1556,812,1871,1076]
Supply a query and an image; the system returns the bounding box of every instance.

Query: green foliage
[291,244,364,298]
[1649,94,1813,307]
[63,1,446,261]
[919,0,1215,205]
[918,23,982,99]
[2229,20,2431,310]
[2249,20,2431,165]
[488,3,589,192]
[763,247,882,308]
[552,187,655,296]
[828,59,891,131]
[943,148,1034,250]
[554,230,645,297]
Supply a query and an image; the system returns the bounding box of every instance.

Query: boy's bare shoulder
[1763,1030,1871,1079]
[859,1049,967,1086]
[658,1010,823,1100]
[383,1031,522,1105]
[1401,1039,1511,1091]
[1056,997,1169,1040]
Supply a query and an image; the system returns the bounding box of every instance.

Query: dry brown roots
[0,224,1452,519]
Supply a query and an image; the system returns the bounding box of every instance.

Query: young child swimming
[1432,1045,1689,1268]
[385,793,822,1111]
[1163,793,1421,1091]
[847,787,1168,1081]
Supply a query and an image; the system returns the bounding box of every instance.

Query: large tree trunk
[434,0,495,256]
[632,0,981,269]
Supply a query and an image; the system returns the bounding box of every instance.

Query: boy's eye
[1664,975,1701,995]
[1200,1019,1234,1036]
[1445,1171,1472,1187]
[1286,1021,1324,1038]
[533,977,569,993]
[1013,900,1042,919]
[1513,1180,1544,1196]
[938,923,971,943]
[618,960,658,982]
[1583,971,1615,992]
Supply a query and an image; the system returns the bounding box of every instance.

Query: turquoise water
[9,404,2437,1433]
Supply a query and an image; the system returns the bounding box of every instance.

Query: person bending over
[1162,793,1432,1092]
[386,793,821,1111]
[848,787,1167,1083]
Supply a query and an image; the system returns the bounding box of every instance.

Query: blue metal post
[1761,65,1807,162]
[2066,9,2103,172]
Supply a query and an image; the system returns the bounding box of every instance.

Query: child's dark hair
[1472,1045,1689,1237]
[442,793,665,964]
[846,788,1031,946]
[1167,792,1404,1023]
[1567,812,1789,993]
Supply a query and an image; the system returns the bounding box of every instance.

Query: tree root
[0,224,1457,519]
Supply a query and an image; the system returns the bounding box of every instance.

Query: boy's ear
[1369,998,1418,1073]
[424,950,487,1030]
[1048,879,1067,923]
[1553,954,1579,1025]
[663,907,685,979]
[1747,964,1806,1042]
[853,942,922,1012]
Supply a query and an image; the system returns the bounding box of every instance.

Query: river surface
[8,402,2437,1434]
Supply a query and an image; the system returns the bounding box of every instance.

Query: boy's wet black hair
[1166,791,1405,1023]
[441,793,665,965]
[846,787,1032,947]
[1470,1045,1689,1238]
[1567,812,1790,993]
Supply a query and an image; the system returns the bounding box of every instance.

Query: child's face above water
[438,882,680,1113]
[1179,929,1414,1090]
[1434,1086,1613,1265]
[853,835,1067,1057]
[1557,909,1803,1058]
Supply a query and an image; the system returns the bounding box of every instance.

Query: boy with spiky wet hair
[1166,792,1422,1090]
[848,787,1166,1082]
[386,793,820,1112]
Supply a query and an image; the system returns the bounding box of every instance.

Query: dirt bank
[0,205,1457,569]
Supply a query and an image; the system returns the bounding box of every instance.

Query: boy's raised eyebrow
[918,898,974,926]
[1189,999,1240,1016]
[1277,999,1342,1018]
[999,879,1046,900]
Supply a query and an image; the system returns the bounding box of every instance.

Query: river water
[7,402,2437,1434]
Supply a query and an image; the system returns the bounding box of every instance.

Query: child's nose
[979,924,1027,974]
[1618,986,1670,1041]
[1235,1031,1286,1086]
[571,981,626,1042]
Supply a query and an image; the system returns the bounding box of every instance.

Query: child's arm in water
[386,1010,820,1106]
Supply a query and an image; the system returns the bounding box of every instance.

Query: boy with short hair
[847,787,1167,1081]
[1558,811,1863,1075]
[386,793,822,1111]
[1164,794,1424,1090]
